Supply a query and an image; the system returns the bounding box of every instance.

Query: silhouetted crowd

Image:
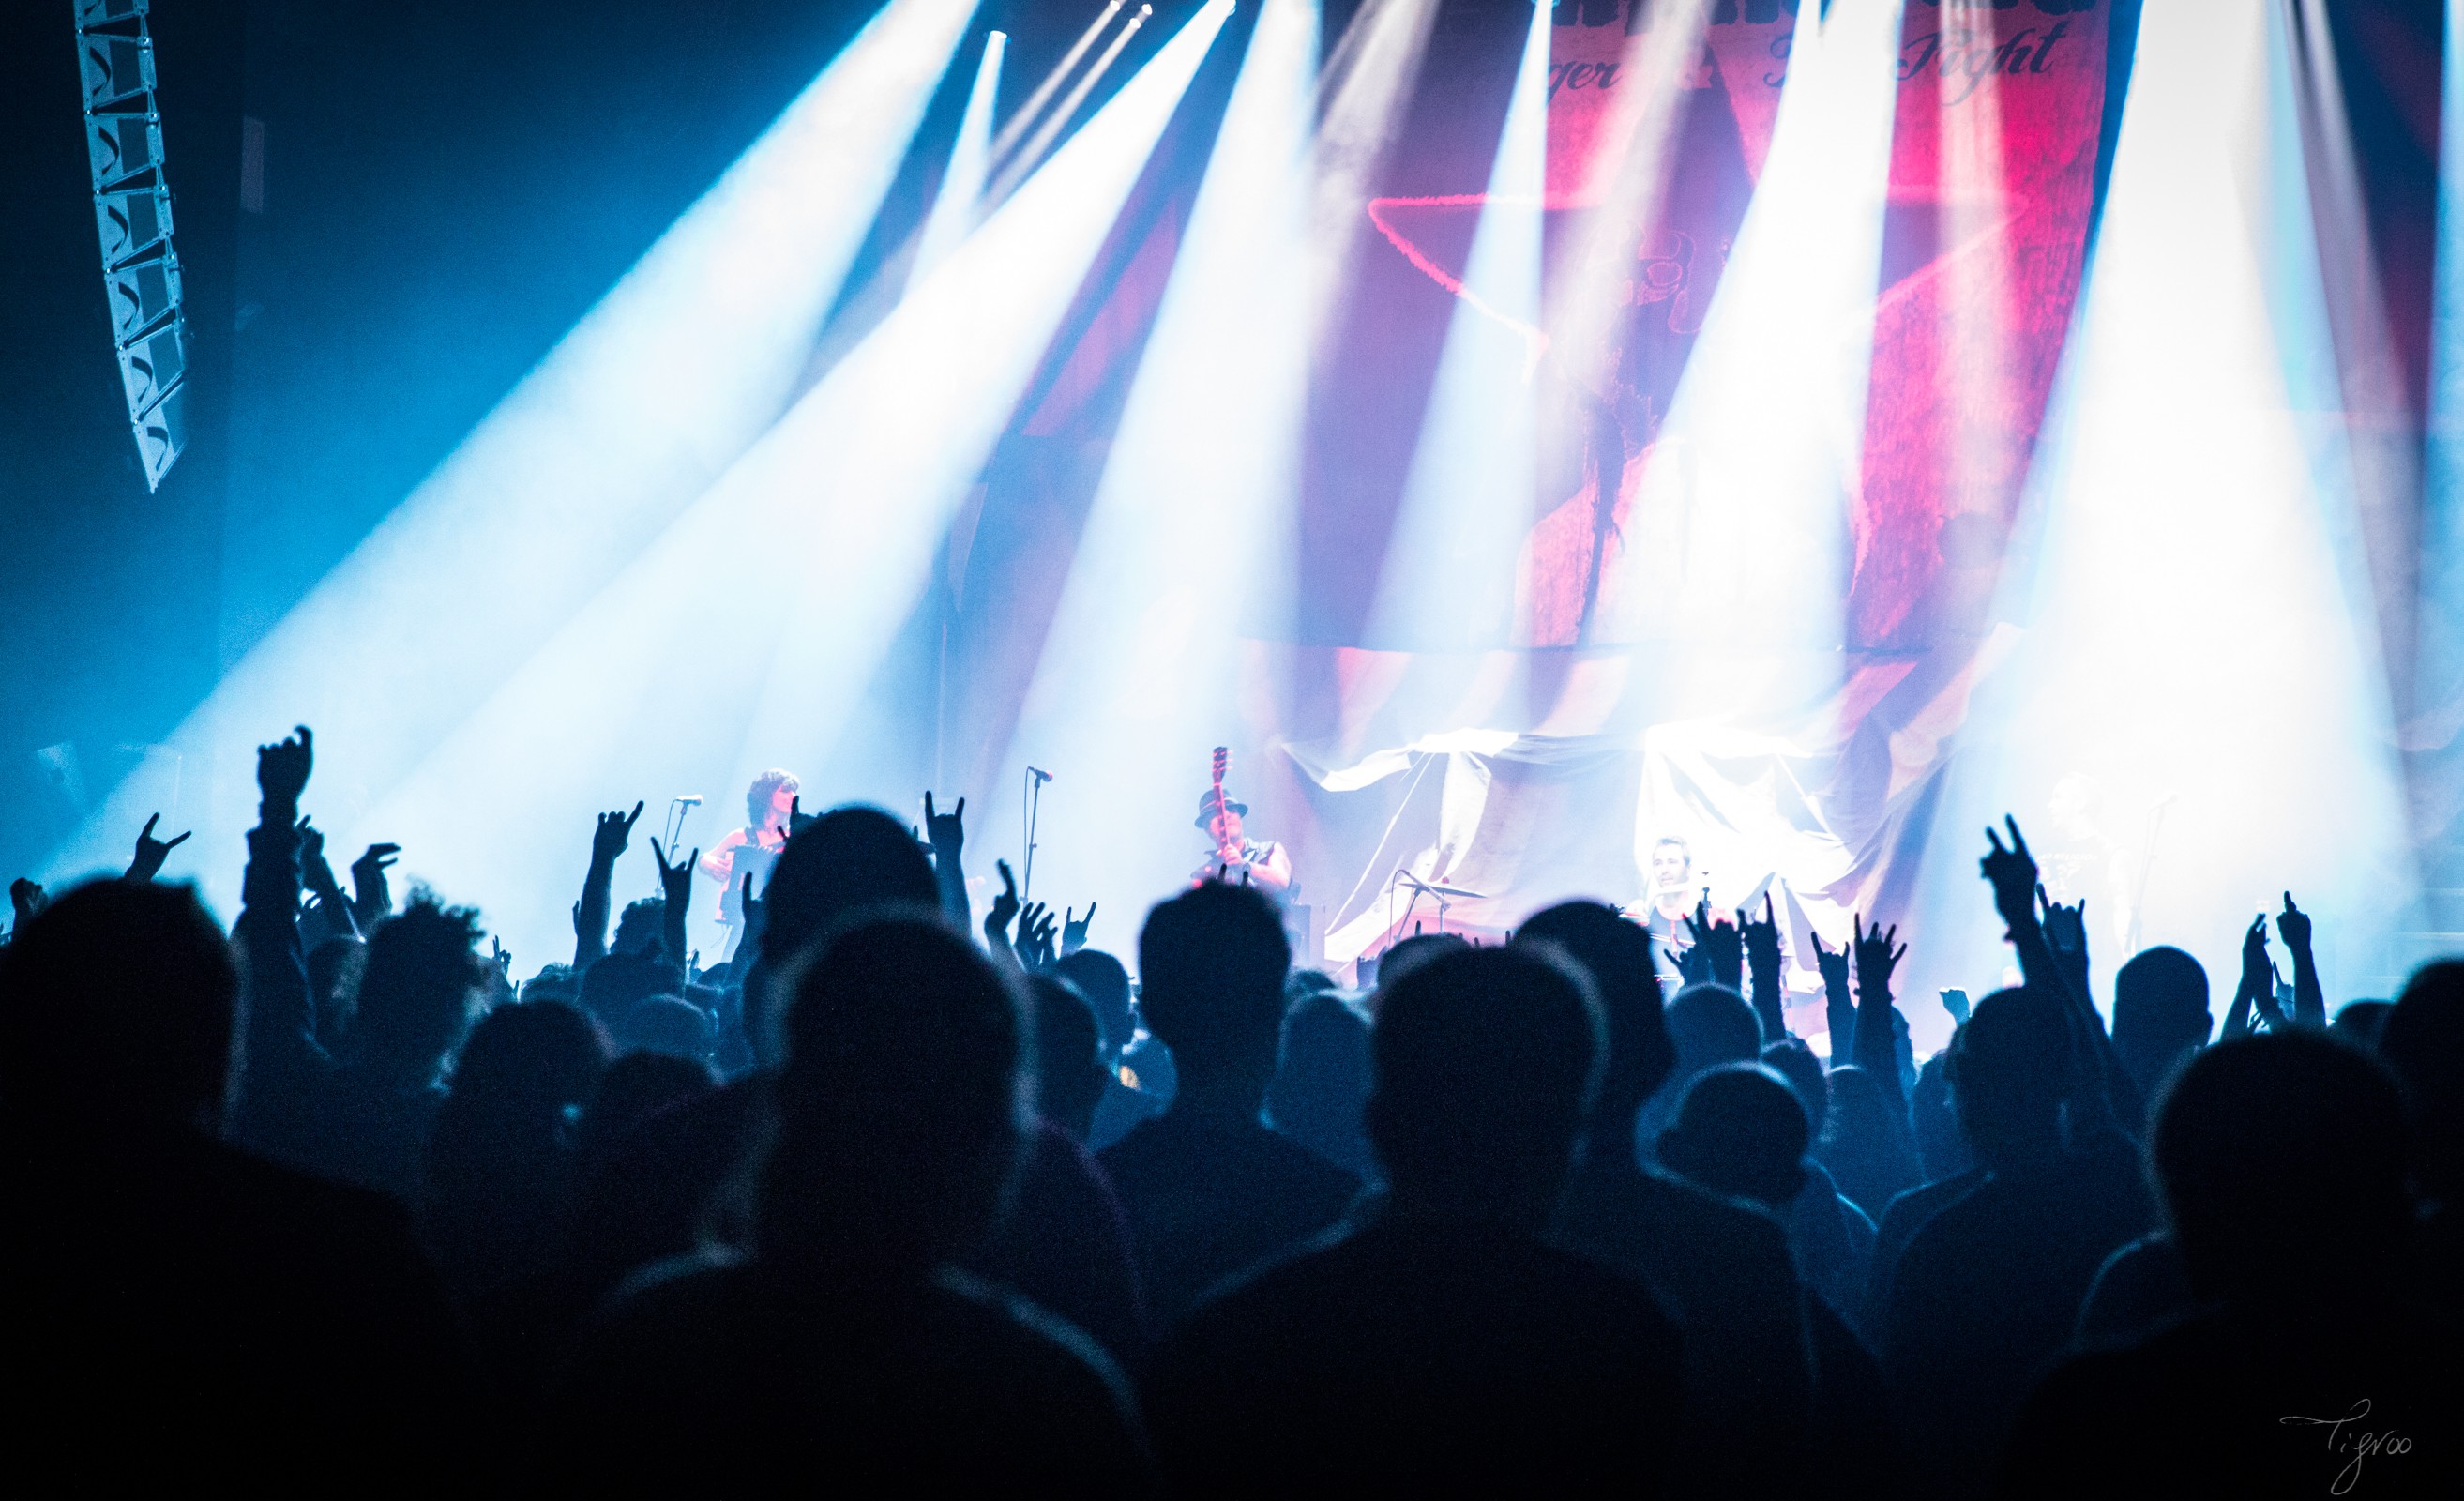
[5,725,2458,1494]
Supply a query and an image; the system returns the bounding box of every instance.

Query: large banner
[1283,0,2119,1011]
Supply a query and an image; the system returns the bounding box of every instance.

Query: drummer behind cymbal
[1191,785,1292,901]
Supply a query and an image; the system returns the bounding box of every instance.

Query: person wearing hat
[1191,785,1292,901]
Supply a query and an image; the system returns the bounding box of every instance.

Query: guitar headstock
[1210,746,1230,789]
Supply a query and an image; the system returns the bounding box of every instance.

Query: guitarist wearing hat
[1191,750,1292,901]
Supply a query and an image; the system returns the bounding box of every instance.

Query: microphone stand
[1022,768,1048,903]
[1396,870,1458,935]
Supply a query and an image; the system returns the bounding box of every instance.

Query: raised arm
[2037,887,2092,1006]
[10,878,47,940]
[1062,903,1096,958]
[1685,899,1746,993]
[652,837,697,969]
[1741,893,1787,1040]
[1980,818,2067,997]
[574,802,642,968]
[2275,892,2324,1029]
[295,816,359,945]
[1812,930,1856,1061]
[235,727,331,1120]
[1982,816,2131,1130]
[124,812,191,882]
[982,858,1022,970]
[349,841,400,931]
[1850,914,1909,1116]
[924,791,970,931]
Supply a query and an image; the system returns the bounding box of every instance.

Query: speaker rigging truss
[75,0,189,491]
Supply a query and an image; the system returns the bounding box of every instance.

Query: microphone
[672,794,703,807]
[1028,766,1055,784]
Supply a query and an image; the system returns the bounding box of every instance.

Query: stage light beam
[910,30,1006,288]
[1910,0,2415,1006]
[1361,0,1551,654]
[995,0,1323,933]
[326,0,1238,963]
[38,0,981,915]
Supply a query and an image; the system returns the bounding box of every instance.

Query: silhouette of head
[1516,901,1674,1126]
[1760,1037,1828,1131]
[611,897,664,957]
[0,879,236,1130]
[432,999,607,1160]
[2112,946,2211,1103]
[748,805,941,1066]
[1658,1063,1811,1211]
[613,994,715,1061]
[2329,998,2392,1049]
[456,997,604,1100]
[573,1051,718,1170]
[1026,973,1107,1142]
[1267,990,1375,1178]
[352,897,487,1084]
[1051,948,1133,1061]
[1286,968,1339,1004]
[762,915,1023,1274]
[520,963,577,1007]
[1666,983,1761,1087]
[580,949,682,1033]
[1369,932,1470,1001]
[1945,986,2072,1169]
[1137,882,1290,1108]
[2153,1031,2410,1304]
[2379,960,2464,1204]
[1367,946,1602,1226]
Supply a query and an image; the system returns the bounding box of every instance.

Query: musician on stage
[700,768,799,936]
[1641,834,1699,968]
[1192,785,1292,900]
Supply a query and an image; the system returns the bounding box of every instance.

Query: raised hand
[350,842,401,925]
[2276,890,2324,1027]
[739,872,767,947]
[2037,884,2090,999]
[1062,902,1096,957]
[1684,898,1746,990]
[1810,929,1850,997]
[786,793,813,838]
[296,817,350,911]
[125,811,192,881]
[983,858,1021,954]
[10,877,45,932]
[2038,886,2088,960]
[1740,892,1786,1040]
[652,838,699,965]
[1741,892,1782,977]
[2275,890,2312,955]
[1033,908,1060,965]
[1811,928,1855,1060]
[1979,815,2038,924]
[923,792,965,854]
[1940,987,1971,1025]
[594,801,645,864]
[1852,912,1907,999]
[256,725,314,809]
[1017,901,1055,969]
[651,838,698,909]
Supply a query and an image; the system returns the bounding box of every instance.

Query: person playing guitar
[1190,747,1292,901]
